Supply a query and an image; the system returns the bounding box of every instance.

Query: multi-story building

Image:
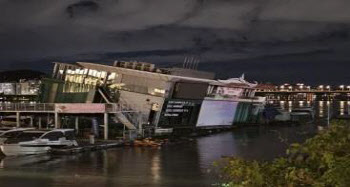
[0,80,41,103]
[45,61,264,132]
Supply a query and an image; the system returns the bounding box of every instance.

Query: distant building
[0,79,41,103]
[255,83,277,92]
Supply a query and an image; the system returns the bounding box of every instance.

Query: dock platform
[50,140,124,155]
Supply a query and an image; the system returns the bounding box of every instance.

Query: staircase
[98,87,137,130]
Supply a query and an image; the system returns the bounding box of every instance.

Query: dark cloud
[66,1,100,18]
[0,0,349,84]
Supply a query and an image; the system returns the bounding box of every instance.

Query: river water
[0,125,317,187]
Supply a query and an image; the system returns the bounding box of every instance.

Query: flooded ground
[0,125,317,187]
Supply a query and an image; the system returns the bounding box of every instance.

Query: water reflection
[275,100,350,118]
[0,125,317,187]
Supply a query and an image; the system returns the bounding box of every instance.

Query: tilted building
[43,61,264,133]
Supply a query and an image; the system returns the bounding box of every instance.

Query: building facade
[47,61,265,131]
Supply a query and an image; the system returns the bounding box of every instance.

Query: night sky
[1,0,350,84]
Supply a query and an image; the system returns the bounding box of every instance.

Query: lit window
[154,88,165,94]
[101,71,107,78]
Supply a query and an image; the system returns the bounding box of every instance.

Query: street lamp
[326,85,330,91]
[340,85,345,91]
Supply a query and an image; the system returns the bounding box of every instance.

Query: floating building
[47,61,264,130]
[0,61,265,139]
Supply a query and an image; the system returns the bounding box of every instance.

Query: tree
[215,120,350,186]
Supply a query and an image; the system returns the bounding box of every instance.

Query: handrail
[0,103,136,113]
[0,103,55,112]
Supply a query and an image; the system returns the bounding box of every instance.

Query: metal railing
[117,98,147,126]
[205,95,265,102]
[0,103,55,112]
[105,103,141,113]
[0,103,138,113]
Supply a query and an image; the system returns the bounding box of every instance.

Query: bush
[215,120,350,186]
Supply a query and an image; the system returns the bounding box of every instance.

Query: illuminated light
[90,70,97,76]
[101,71,107,78]
[154,88,165,94]
[299,101,304,107]
[96,71,101,77]
[108,73,116,80]
[319,101,324,107]
[319,110,324,117]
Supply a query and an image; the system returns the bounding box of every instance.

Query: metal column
[75,116,79,132]
[16,112,20,128]
[104,113,108,140]
[54,112,59,129]
[30,116,34,127]
[38,117,42,129]
[46,115,50,129]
